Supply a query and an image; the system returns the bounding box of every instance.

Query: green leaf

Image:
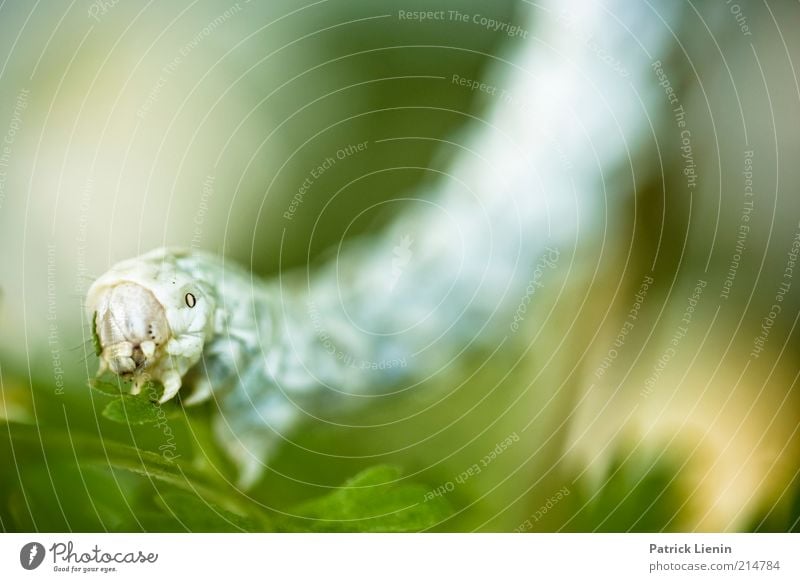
[153,492,258,532]
[89,375,163,399]
[102,395,161,425]
[285,465,451,532]
[99,381,179,425]
[1,423,267,528]
[139,380,165,401]
[91,311,102,356]
[89,375,124,396]
[1,423,202,496]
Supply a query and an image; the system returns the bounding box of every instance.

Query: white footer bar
[1,533,798,580]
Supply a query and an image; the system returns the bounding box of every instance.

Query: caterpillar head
[86,249,216,402]
[92,282,170,375]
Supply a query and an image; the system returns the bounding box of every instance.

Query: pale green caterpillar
[86,0,683,487]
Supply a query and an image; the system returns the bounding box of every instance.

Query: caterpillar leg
[183,377,214,406]
[214,390,299,489]
[159,370,182,403]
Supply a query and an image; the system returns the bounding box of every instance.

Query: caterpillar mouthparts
[86,248,217,403]
[94,282,168,371]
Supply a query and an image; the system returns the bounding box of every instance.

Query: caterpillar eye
[185,292,197,308]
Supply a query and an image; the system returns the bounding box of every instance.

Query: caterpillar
[86,0,686,487]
